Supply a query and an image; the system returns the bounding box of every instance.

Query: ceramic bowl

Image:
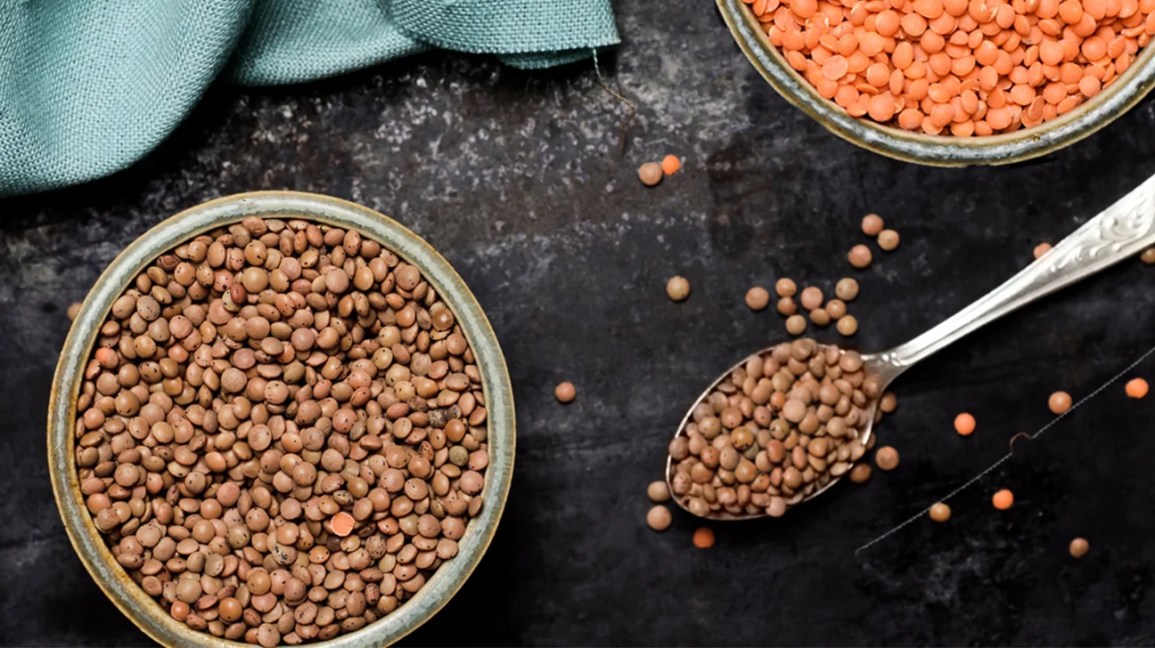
[717,0,1155,166]
[48,191,515,647]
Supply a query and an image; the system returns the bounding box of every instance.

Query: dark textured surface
[3,3,1155,646]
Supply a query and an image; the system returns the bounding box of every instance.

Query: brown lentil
[834,277,859,301]
[861,214,884,237]
[1069,537,1090,558]
[668,340,875,517]
[785,314,808,336]
[775,278,798,297]
[646,505,673,531]
[74,218,489,645]
[875,446,900,471]
[849,463,872,483]
[848,245,873,269]
[877,229,901,252]
[1142,246,1155,265]
[836,315,859,336]
[745,286,772,311]
[638,162,664,187]
[666,276,691,302]
[647,481,671,503]
[929,502,951,522]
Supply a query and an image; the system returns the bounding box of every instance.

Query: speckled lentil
[73,217,489,645]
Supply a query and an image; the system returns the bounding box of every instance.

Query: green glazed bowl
[48,191,515,647]
[718,0,1155,166]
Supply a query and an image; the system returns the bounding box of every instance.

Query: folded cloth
[0,0,619,197]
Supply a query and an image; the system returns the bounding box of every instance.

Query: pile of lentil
[747,0,1155,134]
[667,338,879,518]
[73,217,489,646]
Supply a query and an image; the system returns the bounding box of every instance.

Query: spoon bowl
[667,171,1155,521]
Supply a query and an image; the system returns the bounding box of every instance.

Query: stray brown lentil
[746,286,772,311]
[861,214,884,237]
[875,446,900,471]
[1069,537,1090,558]
[647,481,671,503]
[646,505,673,531]
[74,217,489,646]
[785,314,808,336]
[929,502,951,522]
[1034,242,1053,259]
[68,301,83,321]
[666,276,691,302]
[849,245,873,269]
[638,162,663,187]
[1142,246,1155,265]
[775,278,798,297]
[877,229,901,252]
[849,463,872,483]
[834,277,859,301]
[836,315,859,336]
[668,340,878,517]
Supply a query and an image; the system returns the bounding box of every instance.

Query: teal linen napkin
[0,0,619,197]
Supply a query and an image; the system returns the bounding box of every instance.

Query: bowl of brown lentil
[48,191,515,647]
[718,0,1155,165]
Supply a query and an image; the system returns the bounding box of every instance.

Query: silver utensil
[668,173,1155,520]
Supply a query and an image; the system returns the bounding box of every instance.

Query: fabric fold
[0,0,619,197]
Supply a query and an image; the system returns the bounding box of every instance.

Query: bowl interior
[717,0,1155,166]
[48,191,515,647]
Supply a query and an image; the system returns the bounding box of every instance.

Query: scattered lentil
[646,505,673,531]
[666,276,691,302]
[834,277,859,301]
[746,286,772,311]
[638,162,663,187]
[877,230,901,252]
[861,214,884,237]
[880,392,898,413]
[775,278,798,297]
[800,286,824,310]
[810,307,832,327]
[836,315,858,336]
[849,463,872,483]
[1142,246,1155,265]
[74,218,489,645]
[669,340,877,517]
[67,302,82,321]
[1126,377,1149,399]
[992,489,1015,510]
[1034,242,1053,259]
[660,155,682,176]
[692,527,715,549]
[648,481,671,503]
[875,446,900,471]
[777,297,799,317]
[785,314,808,335]
[954,412,976,436]
[929,502,951,522]
[1069,537,1090,558]
[1048,390,1073,414]
[555,381,577,404]
[848,245,873,269]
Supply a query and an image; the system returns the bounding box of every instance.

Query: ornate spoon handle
[873,174,1155,381]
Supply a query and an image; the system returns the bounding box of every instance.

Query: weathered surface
[2,3,1155,645]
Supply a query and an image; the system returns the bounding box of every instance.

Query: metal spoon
[668,173,1155,520]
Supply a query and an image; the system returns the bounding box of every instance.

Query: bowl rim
[47,191,516,647]
[717,0,1155,166]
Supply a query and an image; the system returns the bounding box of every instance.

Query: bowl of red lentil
[718,0,1155,164]
[48,191,515,647]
